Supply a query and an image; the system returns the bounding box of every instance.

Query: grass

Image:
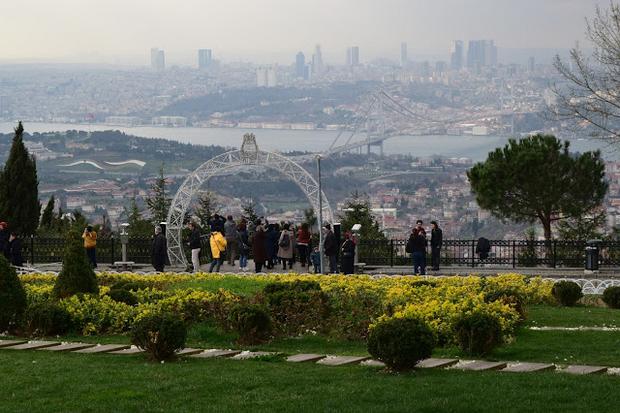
[0,350,618,413]
[527,304,620,327]
[167,277,267,295]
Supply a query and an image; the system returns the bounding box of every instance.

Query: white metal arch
[166,134,333,266]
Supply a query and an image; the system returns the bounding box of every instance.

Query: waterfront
[0,122,616,161]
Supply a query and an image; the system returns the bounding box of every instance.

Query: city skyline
[0,0,604,65]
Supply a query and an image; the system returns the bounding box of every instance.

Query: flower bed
[18,272,553,346]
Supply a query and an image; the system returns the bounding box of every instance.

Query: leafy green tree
[339,192,386,240]
[0,122,40,235]
[146,165,171,225]
[467,135,607,241]
[53,228,99,299]
[39,195,56,231]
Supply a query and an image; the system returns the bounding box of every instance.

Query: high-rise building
[295,52,306,79]
[312,44,324,76]
[450,40,464,71]
[347,46,360,66]
[150,48,165,71]
[257,65,278,87]
[198,49,213,69]
[466,40,497,70]
[400,42,408,67]
[528,56,536,72]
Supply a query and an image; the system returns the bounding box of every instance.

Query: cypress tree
[146,165,171,225]
[53,228,99,299]
[40,195,56,230]
[0,122,41,235]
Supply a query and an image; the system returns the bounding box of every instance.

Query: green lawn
[0,350,618,413]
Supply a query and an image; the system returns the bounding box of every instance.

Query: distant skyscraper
[312,44,324,76]
[257,65,278,87]
[150,48,165,71]
[466,40,497,70]
[528,56,535,72]
[295,52,306,79]
[400,42,408,67]
[347,46,360,66]
[198,49,213,69]
[450,40,464,71]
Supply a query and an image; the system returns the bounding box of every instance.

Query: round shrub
[108,288,138,306]
[367,316,435,372]
[0,255,27,332]
[602,286,620,309]
[131,312,187,361]
[453,311,502,356]
[484,288,527,320]
[229,303,273,345]
[23,302,72,336]
[552,281,583,307]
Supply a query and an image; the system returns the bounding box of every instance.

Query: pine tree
[53,227,99,299]
[339,192,386,240]
[241,199,259,223]
[195,191,219,229]
[146,165,171,225]
[0,122,41,235]
[39,195,56,230]
[126,197,154,237]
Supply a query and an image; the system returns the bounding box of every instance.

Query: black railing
[357,239,620,268]
[17,236,620,268]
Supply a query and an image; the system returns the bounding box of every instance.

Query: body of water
[0,122,616,162]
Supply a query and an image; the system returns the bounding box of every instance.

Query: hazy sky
[0,0,605,65]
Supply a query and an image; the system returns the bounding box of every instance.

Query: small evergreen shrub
[552,281,583,307]
[485,288,527,320]
[602,286,620,309]
[22,302,72,336]
[108,288,138,306]
[131,312,187,361]
[367,316,435,372]
[453,311,503,356]
[263,280,330,336]
[0,255,27,332]
[53,229,99,298]
[229,303,273,345]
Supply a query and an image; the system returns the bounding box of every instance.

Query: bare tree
[553,2,620,143]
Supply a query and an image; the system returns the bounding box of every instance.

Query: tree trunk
[540,216,553,264]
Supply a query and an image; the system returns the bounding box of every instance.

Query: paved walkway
[1,339,618,377]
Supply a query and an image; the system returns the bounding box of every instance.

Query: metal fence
[357,239,620,268]
[18,236,620,269]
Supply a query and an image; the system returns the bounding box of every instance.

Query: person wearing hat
[323,223,338,273]
[0,222,9,260]
[151,226,167,272]
[82,225,98,268]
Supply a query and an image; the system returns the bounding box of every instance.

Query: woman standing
[277,223,294,271]
[237,221,250,272]
[252,224,267,273]
[341,232,356,275]
[296,223,311,268]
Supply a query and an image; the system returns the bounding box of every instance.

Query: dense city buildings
[450,40,464,70]
[198,49,213,69]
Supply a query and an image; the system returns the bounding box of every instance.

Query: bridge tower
[365,94,386,156]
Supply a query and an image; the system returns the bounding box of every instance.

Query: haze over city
[0,0,606,65]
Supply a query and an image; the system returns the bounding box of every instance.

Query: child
[310,246,321,274]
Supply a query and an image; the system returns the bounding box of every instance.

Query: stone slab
[360,359,386,368]
[416,358,459,369]
[3,341,60,350]
[286,354,327,363]
[0,340,27,348]
[563,365,608,375]
[458,360,507,371]
[316,356,370,366]
[190,349,241,359]
[176,348,205,356]
[73,344,130,354]
[502,363,555,373]
[108,346,144,355]
[39,343,96,352]
[231,351,277,360]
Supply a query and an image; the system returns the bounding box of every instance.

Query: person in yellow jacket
[82,225,97,268]
[208,230,227,273]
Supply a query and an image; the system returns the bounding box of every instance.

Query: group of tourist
[0,221,24,267]
[185,214,356,275]
[406,220,443,275]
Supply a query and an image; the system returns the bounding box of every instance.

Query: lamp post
[316,155,324,274]
[120,223,129,263]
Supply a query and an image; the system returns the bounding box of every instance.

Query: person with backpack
[208,229,227,273]
[277,223,294,271]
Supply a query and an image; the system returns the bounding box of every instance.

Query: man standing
[0,222,10,259]
[430,220,443,271]
[224,215,238,267]
[414,220,426,237]
[8,232,23,267]
[82,225,97,268]
[188,221,202,272]
[323,223,338,273]
[410,229,427,275]
[151,226,167,272]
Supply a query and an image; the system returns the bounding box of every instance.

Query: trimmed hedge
[552,281,583,307]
